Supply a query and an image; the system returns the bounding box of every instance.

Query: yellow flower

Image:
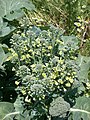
[67,73,70,76]
[29,49,33,52]
[66,77,73,83]
[86,82,90,87]
[21,55,26,60]
[58,59,64,64]
[47,53,51,56]
[21,33,25,37]
[86,82,90,89]
[15,81,20,85]
[61,72,64,76]
[63,88,67,92]
[54,81,58,85]
[42,73,47,78]
[69,78,73,83]
[39,98,42,100]
[58,79,64,84]
[59,51,63,55]
[31,64,36,68]
[65,82,71,87]
[56,39,64,45]
[6,56,13,61]
[48,46,52,50]
[26,54,30,58]
[25,96,31,103]
[13,53,18,57]
[81,26,84,30]
[74,22,81,27]
[72,72,76,75]
[51,73,56,79]
[42,95,45,99]
[85,93,89,97]
[77,28,81,33]
[21,90,26,95]
[66,76,69,80]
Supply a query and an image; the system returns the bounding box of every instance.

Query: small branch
[23,10,32,25]
[2,112,20,120]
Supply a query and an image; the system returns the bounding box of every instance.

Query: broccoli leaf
[0,0,35,18]
[76,54,90,83]
[71,96,90,120]
[0,102,14,119]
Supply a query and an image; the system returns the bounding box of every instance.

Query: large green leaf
[0,102,14,120]
[71,96,90,120]
[5,10,24,21]
[0,18,15,39]
[0,45,7,66]
[0,44,9,68]
[0,0,35,40]
[76,54,90,82]
[61,35,79,49]
[14,96,24,113]
[0,0,35,19]
[0,17,3,28]
[14,96,30,120]
[0,26,15,38]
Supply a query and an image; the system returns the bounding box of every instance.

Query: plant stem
[70,108,90,114]
[2,112,20,120]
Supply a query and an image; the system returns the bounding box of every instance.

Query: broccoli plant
[9,25,81,119]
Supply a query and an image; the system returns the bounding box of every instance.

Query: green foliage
[76,54,90,83]
[71,96,90,120]
[14,95,35,120]
[0,0,35,18]
[0,44,8,67]
[0,43,17,102]
[0,17,15,41]
[0,0,35,42]
[0,102,14,120]
[76,54,90,96]
[0,63,17,102]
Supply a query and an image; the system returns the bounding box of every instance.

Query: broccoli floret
[49,97,70,119]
